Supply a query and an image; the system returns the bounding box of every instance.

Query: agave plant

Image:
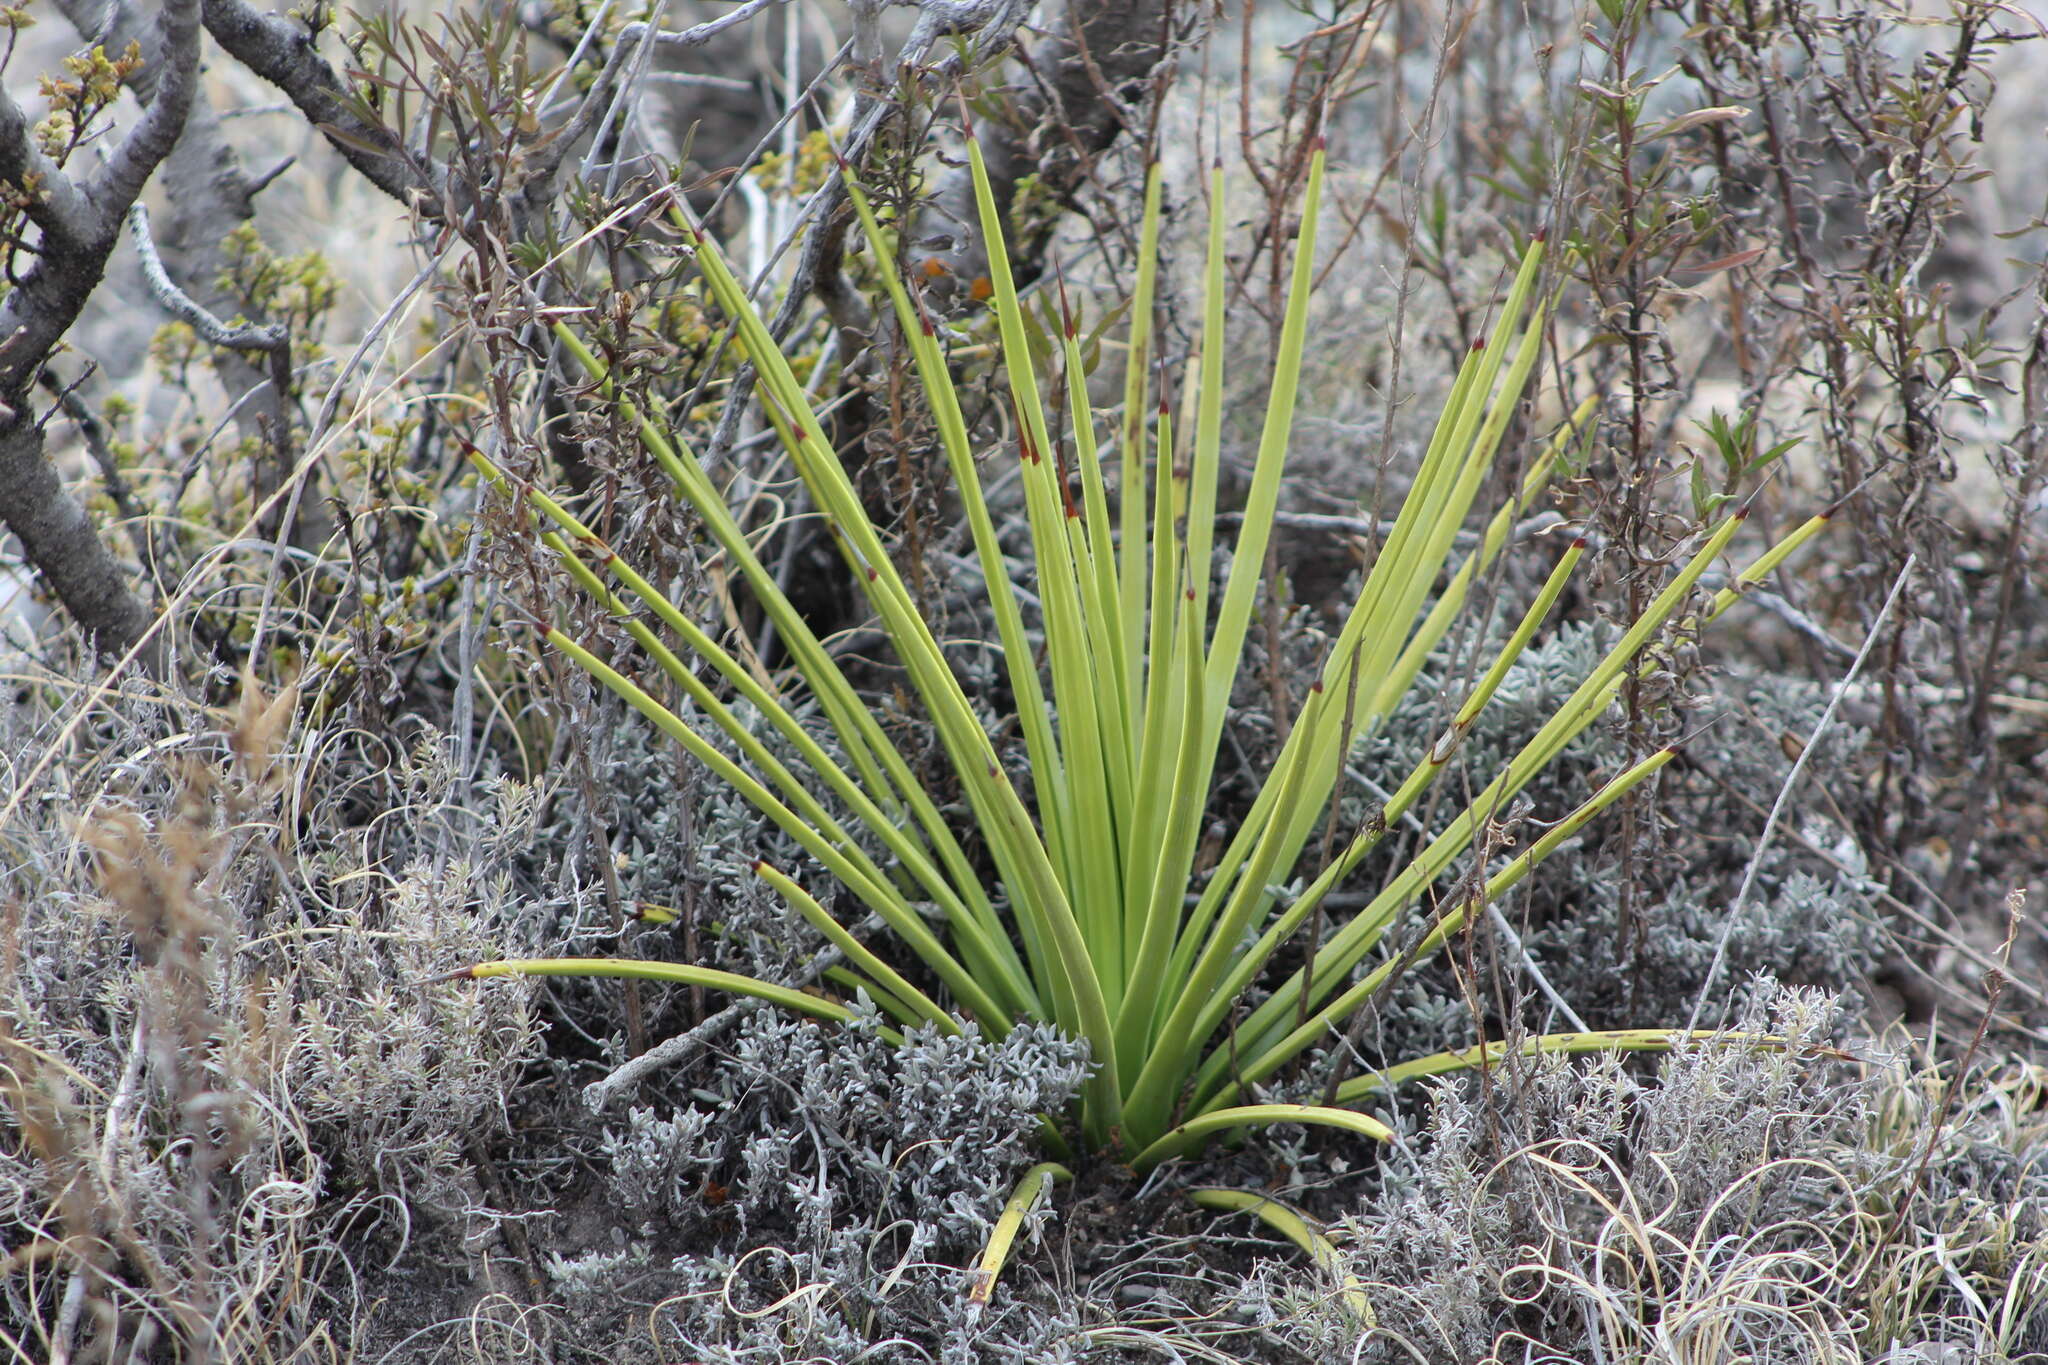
[460,134,1826,1181]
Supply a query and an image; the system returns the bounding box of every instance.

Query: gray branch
[198,0,442,211]
[0,91,98,246]
[620,0,793,50]
[59,0,295,458]
[0,0,205,661]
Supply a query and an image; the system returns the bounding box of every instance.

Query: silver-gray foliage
[1251,983,1877,1362]
[569,1005,1092,1363]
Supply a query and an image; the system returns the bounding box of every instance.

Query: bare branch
[0,414,158,658]
[0,0,205,658]
[0,0,204,395]
[199,0,441,211]
[0,87,98,245]
[619,0,793,50]
[86,0,205,217]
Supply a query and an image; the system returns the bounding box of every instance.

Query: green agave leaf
[1131,1103,1393,1171]
[468,449,1035,1018]
[1330,1028,1835,1104]
[1193,745,1685,1113]
[970,1161,1072,1306]
[457,130,1833,1175]
[1159,236,1559,1023]
[1189,1188,1375,1326]
[464,958,904,1044]
[529,622,1017,1030]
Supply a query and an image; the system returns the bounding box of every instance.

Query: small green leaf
[1750,434,1803,476]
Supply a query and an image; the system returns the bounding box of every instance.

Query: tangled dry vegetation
[2,0,2046,1361]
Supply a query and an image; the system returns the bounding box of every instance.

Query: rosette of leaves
[460,135,1827,1180]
